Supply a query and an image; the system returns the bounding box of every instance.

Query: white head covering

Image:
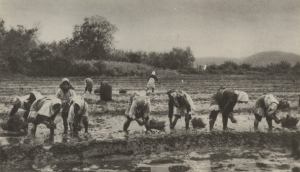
[50,98,62,115]
[264,94,279,106]
[151,71,156,75]
[51,98,62,106]
[72,95,85,109]
[30,91,43,100]
[235,90,249,103]
[62,78,69,83]
[59,78,74,90]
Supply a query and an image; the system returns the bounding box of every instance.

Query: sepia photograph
[0,0,300,171]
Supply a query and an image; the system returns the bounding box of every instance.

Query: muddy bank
[1,131,300,166]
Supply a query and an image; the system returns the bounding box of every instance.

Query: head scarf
[59,78,74,90]
[129,92,141,104]
[151,71,156,75]
[50,98,62,115]
[30,91,43,100]
[72,95,85,110]
[27,91,43,104]
[235,90,249,103]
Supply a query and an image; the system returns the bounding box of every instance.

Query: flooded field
[1,74,300,171]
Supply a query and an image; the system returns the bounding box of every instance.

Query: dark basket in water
[191,117,206,129]
[149,119,166,130]
[281,114,299,128]
[119,89,127,94]
[100,81,112,101]
[1,112,26,132]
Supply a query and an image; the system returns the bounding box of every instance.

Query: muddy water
[1,148,299,171]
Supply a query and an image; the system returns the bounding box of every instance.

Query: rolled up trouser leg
[171,115,180,129]
[222,113,229,130]
[50,127,55,135]
[185,114,191,129]
[72,122,79,135]
[209,111,218,130]
[266,116,273,128]
[83,116,89,133]
[31,124,37,134]
[144,116,150,131]
[123,118,132,131]
[62,111,68,131]
[209,119,216,131]
[228,112,237,123]
[254,119,259,129]
[168,113,173,129]
[23,117,28,131]
[32,115,51,134]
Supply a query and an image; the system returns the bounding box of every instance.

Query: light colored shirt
[55,89,76,105]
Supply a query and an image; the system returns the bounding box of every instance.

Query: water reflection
[0,137,23,146]
[1,149,297,172]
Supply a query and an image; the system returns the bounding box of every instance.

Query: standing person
[146,70,160,93]
[209,89,249,131]
[55,78,76,133]
[7,91,43,131]
[68,95,89,134]
[84,78,93,94]
[123,92,151,132]
[28,97,61,135]
[167,90,195,130]
[253,94,289,130]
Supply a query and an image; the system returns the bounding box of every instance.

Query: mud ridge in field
[1,131,299,165]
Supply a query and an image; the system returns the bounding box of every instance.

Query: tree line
[0,16,195,76]
[188,61,300,75]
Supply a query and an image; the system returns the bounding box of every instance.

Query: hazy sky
[1,0,299,58]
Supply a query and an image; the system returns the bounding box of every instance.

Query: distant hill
[242,51,300,66]
[194,57,242,67]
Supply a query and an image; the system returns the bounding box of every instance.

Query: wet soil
[1,75,300,171]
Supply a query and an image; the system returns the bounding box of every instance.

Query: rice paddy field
[1,74,300,172]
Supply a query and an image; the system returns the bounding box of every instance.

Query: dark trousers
[85,87,92,94]
[210,98,237,130]
[72,116,89,134]
[31,115,55,135]
[62,111,69,131]
[61,103,71,131]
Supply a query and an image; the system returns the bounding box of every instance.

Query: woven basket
[100,81,112,101]
[149,119,165,130]
[191,117,206,129]
[281,114,299,128]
